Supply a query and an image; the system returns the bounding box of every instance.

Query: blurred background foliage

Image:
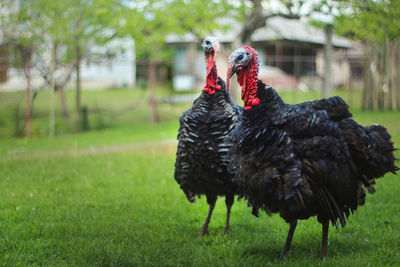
[0,0,399,138]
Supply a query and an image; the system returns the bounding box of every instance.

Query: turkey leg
[279,220,298,259]
[320,221,329,258]
[198,195,217,236]
[224,194,234,234]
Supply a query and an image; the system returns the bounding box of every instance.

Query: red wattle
[237,48,260,110]
[203,86,216,94]
[244,105,252,111]
[203,52,220,94]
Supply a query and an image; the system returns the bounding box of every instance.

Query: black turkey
[226,46,398,258]
[174,37,242,236]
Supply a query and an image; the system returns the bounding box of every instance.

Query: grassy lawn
[0,88,399,266]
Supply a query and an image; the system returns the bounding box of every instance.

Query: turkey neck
[237,55,286,114]
[203,52,221,95]
[237,58,260,111]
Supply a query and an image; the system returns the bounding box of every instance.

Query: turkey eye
[237,55,243,60]
[246,52,250,56]
[205,41,210,45]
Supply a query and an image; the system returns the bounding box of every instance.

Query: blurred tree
[121,0,316,116]
[0,0,41,138]
[308,0,345,98]
[19,0,68,137]
[44,0,125,131]
[218,0,304,101]
[231,0,303,48]
[119,0,233,123]
[335,0,400,111]
[1,0,127,134]
[233,0,350,99]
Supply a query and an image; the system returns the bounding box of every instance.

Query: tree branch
[232,0,302,47]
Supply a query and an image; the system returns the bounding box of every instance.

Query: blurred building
[166,16,363,91]
[0,37,135,91]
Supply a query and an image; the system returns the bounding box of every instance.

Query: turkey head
[227,46,260,110]
[202,36,221,94]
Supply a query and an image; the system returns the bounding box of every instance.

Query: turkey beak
[228,65,238,79]
[206,46,215,54]
[202,42,214,54]
[227,50,243,80]
[226,63,238,91]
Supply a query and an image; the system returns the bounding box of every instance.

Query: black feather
[175,77,242,206]
[229,79,398,228]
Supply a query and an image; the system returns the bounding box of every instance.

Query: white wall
[0,38,135,91]
[80,38,135,89]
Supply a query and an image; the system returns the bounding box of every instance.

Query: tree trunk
[232,0,264,47]
[382,38,390,111]
[49,42,56,137]
[347,67,353,108]
[148,61,158,123]
[59,87,69,118]
[396,40,400,110]
[362,44,371,110]
[23,66,31,138]
[75,45,81,131]
[14,102,22,137]
[58,67,74,119]
[373,45,383,111]
[322,24,333,98]
[391,40,399,111]
[369,45,379,111]
[132,39,136,88]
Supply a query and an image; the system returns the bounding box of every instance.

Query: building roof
[166,16,357,48]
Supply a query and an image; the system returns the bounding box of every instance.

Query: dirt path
[1,139,178,162]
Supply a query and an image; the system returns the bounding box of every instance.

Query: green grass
[0,87,182,138]
[0,88,399,266]
[0,87,185,157]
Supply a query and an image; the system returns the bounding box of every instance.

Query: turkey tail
[340,119,398,190]
[365,124,399,177]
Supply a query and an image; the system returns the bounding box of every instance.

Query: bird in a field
[174,37,242,236]
[226,46,398,258]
